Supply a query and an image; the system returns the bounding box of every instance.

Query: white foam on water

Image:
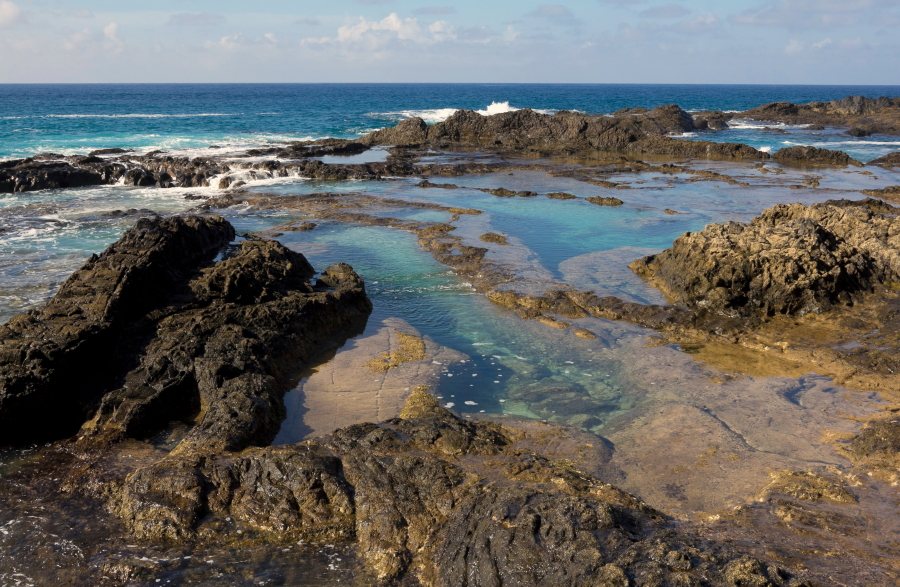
[369,102,555,125]
[726,119,807,130]
[759,146,772,153]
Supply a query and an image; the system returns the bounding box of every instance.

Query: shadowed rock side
[360,107,768,160]
[0,215,373,449]
[629,199,900,318]
[0,215,235,444]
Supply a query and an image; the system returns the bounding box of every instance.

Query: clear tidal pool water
[0,163,896,502]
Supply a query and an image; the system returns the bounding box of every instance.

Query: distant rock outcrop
[772,145,863,167]
[360,107,768,160]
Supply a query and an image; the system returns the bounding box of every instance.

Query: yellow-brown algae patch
[366,332,427,372]
[572,328,597,339]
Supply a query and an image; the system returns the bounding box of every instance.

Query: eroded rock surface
[630,199,900,317]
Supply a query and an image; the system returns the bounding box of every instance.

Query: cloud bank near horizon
[0,0,898,84]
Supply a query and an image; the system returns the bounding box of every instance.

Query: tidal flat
[2,98,900,586]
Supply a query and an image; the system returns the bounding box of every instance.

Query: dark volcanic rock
[772,146,863,167]
[869,151,900,167]
[0,216,234,444]
[847,420,900,462]
[742,95,900,136]
[89,148,132,156]
[0,158,106,192]
[98,390,814,586]
[630,200,900,317]
[360,108,767,160]
[0,215,372,447]
[861,185,900,204]
[692,111,731,131]
[847,127,874,137]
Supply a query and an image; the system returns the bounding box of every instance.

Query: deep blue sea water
[3,83,900,161]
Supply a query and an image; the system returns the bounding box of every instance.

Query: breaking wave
[369,102,554,125]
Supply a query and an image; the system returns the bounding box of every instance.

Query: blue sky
[0,0,898,83]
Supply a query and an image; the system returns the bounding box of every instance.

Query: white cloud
[812,37,833,48]
[103,22,120,42]
[784,38,805,53]
[0,0,21,28]
[304,13,455,47]
[503,25,521,42]
[204,32,282,51]
[206,33,244,50]
[104,22,125,52]
[64,28,93,52]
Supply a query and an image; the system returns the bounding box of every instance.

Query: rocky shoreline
[3,96,900,585]
[4,94,899,195]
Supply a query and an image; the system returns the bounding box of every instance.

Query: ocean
[3,83,900,162]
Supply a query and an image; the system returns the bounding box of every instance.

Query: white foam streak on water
[782,140,900,147]
[0,133,321,162]
[369,102,555,125]
[725,119,808,130]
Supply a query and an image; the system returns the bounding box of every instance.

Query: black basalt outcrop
[360,107,768,160]
[0,215,372,447]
